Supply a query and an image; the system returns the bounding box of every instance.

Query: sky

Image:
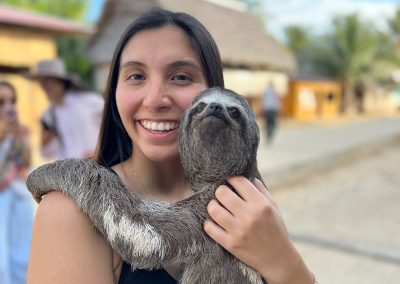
[86,0,105,24]
[85,0,400,42]
[262,0,400,41]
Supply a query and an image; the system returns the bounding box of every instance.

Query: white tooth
[151,122,157,130]
[158,123,165,131]
[165,123,171,130]
[171,123,176,129]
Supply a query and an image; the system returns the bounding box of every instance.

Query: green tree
[386,6,400,68]
[0,0,93,87]
[307,15,381,111]
[0,0,87,21]
[283,25,320,75]
[284,25,310,53]
[388,6,400,42]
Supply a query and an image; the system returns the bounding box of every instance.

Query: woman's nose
[142,81,171,110]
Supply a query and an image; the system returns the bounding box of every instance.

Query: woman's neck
[117,156,192,203]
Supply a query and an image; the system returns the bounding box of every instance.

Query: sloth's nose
[207,103,222,114]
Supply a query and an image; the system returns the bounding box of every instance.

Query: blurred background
[0,0,399,283]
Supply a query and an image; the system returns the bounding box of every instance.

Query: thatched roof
[86,0,295,72]
[0,5,91,35]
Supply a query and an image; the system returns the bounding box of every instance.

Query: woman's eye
[127,73,145,81]
[171,74,192,83]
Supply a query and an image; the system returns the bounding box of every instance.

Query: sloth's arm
[26,159,209,268]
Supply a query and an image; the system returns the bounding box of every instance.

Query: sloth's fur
[27,87,265,284]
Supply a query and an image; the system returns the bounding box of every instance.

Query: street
[261,123,400,283]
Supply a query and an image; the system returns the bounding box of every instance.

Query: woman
[28,9,316,284]
[26,58,103,160]
[0,80,33,284]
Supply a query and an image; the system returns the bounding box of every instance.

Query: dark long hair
[96,9,224,167]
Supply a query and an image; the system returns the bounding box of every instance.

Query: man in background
[262,82,280,144]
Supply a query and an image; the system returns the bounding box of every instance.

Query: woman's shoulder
[29,191,122,283]
[33,191,98,232]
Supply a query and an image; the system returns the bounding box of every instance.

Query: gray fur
[26,87,265,284]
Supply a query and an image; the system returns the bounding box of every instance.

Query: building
[0,5,90,165]
[283,75,341,120]
[86,0,296,116]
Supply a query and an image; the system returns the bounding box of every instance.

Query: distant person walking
[0,81,33,284]
[354,82,365,113]
[26,59,103,160]
[262,82,280,143]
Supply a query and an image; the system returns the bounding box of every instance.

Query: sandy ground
[270,136,400,283]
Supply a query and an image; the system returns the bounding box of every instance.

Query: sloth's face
[189,93,246,145]
[179,87,260,181]
[115,26,208,163]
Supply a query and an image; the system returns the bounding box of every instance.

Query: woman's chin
[142,145,180,163]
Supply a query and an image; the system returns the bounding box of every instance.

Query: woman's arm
[28,191,120,284]
[204,176,315,284]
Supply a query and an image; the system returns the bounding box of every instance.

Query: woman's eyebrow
[120,61,145,70]
[168,60,202,71]
[120,59,202,71]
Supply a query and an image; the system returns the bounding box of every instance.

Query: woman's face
[116,25,208,162]
[38,77,65,102]
[0,85,16,120]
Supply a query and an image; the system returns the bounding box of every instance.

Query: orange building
[282,77,342,120]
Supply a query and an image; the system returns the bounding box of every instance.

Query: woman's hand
[204,176,314,284]
[0,117,8,140]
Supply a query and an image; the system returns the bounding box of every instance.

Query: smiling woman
[27,8,316,284]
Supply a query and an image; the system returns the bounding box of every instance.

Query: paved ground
[256,115,400,283]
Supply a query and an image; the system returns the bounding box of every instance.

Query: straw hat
[24,58,83,88]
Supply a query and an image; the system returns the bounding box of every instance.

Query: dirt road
[271,136,400,283]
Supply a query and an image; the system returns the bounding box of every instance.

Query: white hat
[24,59,84,89]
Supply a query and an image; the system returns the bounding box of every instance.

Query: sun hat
[24,58,85,89]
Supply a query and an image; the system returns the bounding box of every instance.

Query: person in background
[0,80,33,284]
[26,59,103,160]
[262,81,280,144]
[354,81,365,113]
[27,9,317,284]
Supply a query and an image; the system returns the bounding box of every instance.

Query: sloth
[27,87,265,284]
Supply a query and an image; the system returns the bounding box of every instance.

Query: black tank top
[118,261,177,284]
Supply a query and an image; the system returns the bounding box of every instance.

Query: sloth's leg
[26,159,210,269]
[27,159,171,268]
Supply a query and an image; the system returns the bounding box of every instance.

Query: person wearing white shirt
[27,59,103,160]
[262,82,280,144]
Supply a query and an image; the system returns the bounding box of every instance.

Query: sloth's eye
[197,102,206,113]
[228,107,240,119]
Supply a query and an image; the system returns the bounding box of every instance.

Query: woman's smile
[137,119,180,141]
[140,120,179,132]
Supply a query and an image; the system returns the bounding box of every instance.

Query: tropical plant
[388,6,400,42]
[284,25,310,53]
[0,0,87,21]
